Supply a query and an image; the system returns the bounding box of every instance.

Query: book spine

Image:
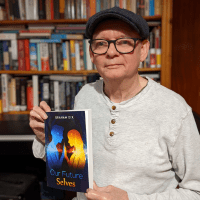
[27,80,33,110]
[29,43,38,71]
[54,80,59,111]
[49,43,54,70]
[5,0,10,20]
[78,40,85,70]
[42,76,50,105]
[149,0,154,16]
[65,81,71,110]
[70,40,76,71]
[3,41,10,70]
[96,0,101,13]
[10,78,16,111]
[82,0,86,19]
[75,40,81,70]
[59,81,66,110]
[156,48,161,68]
[32,75,39,106]
[20,77,27,111]
[8,0,14,19]
[150,48,156,68]
[49,79,54,110]
[59,0,65,19]
[33,0,39,20]
[45,0,51,20]
[66,40,71,70]
[54,0,59,19]
[52,43,58,70]
[62,41,68,70]
[37,43,41,71]
[56,43,63,70]
[154,0,161,16]
[144,0,149,16]
[0,41,3,70]
[1,74,9,112]
[130,0,136,13]
[15,77,21,111]
[50,0,54,19]
[0,33,17,40]
[38,0,46,19]
[17,39,25,71]
[40,43,50,71]
[10,39,18,70]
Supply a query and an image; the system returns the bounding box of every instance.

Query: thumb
[93,181,99,190]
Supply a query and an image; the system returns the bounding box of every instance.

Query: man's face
[89,19,149,81]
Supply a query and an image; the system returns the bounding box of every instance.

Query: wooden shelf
[0,68,161,75]
[0,16,161,26]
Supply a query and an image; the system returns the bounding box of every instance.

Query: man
[30,7,200,200]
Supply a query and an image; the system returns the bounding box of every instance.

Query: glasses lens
[116,38,135,53]
[91,40,108,54]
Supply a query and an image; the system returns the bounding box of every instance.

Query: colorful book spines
[29,43,38,71]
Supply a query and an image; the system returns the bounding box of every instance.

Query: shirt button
[112,106,116,110]
[110,132,114,137]
[111,119,116,124]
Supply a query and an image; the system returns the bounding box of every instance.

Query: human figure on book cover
[46,124,65,171]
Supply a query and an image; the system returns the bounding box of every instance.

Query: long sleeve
[32,137,46,161]
[127,110,200,200]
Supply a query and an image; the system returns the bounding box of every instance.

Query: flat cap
[85,6,149,40]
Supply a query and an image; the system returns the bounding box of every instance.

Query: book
[1,73,10,112]
[17,39,25,71]
[0,33,17,40]
[70,40,76,71]
[32,75,39,107]
[25,0,38,20]
[40,43,50,71]
[38,0,46,19]
[51,34,84,40]
[45,109,93,192]
[20,77,27,111]
[0,41,3,70]
[27,79,33,110]
[10,39,18,70]
[2,41,10,70]
[29,43,38,70]
[52,43,58,70]
[59,0,65,19]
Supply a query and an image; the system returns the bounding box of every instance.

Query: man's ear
[140,40,150,62]
[89,48,94,63]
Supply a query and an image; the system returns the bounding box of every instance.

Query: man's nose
[106,43,119,56]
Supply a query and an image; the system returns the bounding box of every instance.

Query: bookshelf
[0,0,172,115]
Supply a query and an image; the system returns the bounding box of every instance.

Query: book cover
[45,109,93,192]
[2,41,10,70]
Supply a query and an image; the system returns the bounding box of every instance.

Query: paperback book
[45,110,93,192]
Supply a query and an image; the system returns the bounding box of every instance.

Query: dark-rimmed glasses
[89,38,143,55]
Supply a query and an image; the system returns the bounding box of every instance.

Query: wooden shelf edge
[0,68,161,75]
[0,16,161,26]
[0,19,88,25]
[0,111,30,115]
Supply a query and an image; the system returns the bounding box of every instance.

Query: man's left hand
[85,181,129,200]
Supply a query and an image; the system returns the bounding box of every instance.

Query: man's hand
[29,101,51,144]
[85,181,129,200]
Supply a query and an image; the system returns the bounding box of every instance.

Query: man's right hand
[29,101,51,144]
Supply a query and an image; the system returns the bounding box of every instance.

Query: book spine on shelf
[49,43,54,70]
[10,39,18,70]
[15,77,21,111]
[79,40,85,70]
[65,81,71,110]
[52,43,58,71]
[24,39,30,71]
[45,0,51,20]
[1,73,10,112]
[42,76,50,105]
[20,77,27,111]
[49,79,54,110]
[17,39,25,71]
[32,75,39,107]
[0,33,17,40]
[29,43,38,71]
[50,0,54,19]
[75,40,81,70]
[37,43,42,71]
[56,43,63,70]
[54,0,59,19]
[9,78,16,111]
[40,43,50,71]
[85,39,93,70]
[149,0,154,16]
[3,41,10,70]
[54,80,59,110]
[27,80,33,110]
[62,41,68,70]
[70,40,76,71]
[59,0,65,19]
[38,0,46,19]
[59,81,66,110]
[0,41,3,70]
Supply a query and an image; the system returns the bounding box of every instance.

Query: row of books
[0,0,162,21]
[0,36,95,71]
[0,24,161,71]
[0,73,159,113]
[0,74,91,113]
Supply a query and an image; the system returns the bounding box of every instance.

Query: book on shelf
[25,0,38,20]
[27,79,33,110]
[45,109,93,192]
[32,75,39,107]
[29,42,38,71]
[1,73,10,112]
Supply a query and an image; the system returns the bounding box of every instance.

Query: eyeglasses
[89,38,143,55]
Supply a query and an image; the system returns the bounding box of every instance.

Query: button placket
[108,105,119,140]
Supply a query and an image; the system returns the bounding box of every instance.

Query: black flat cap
[85,6,149,40]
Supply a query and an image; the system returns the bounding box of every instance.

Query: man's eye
[96,41,107,47]
[118,39,133,46]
